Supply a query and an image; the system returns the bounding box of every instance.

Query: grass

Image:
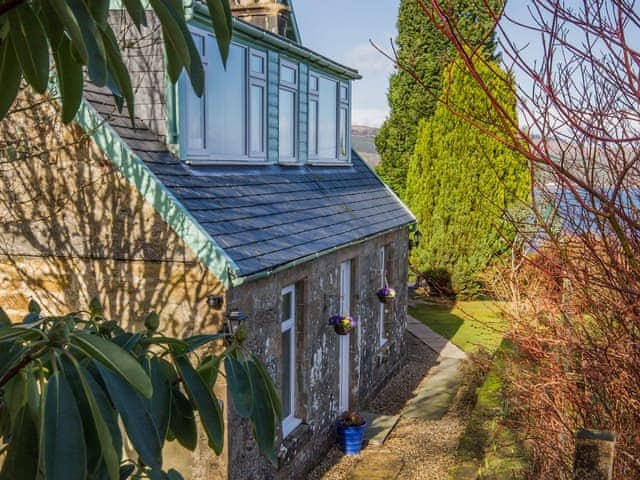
[408,299,508,354]
[408,295,527,479]
[450,342,529,479]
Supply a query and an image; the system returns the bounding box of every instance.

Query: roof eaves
[187,1,361,80]
[74,99,241,289]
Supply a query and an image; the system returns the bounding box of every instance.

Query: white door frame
[339,260,351,413]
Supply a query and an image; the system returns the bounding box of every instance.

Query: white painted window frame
[180,25,268,165]
[379,246,388,347]
[281,284,301,437]
[278,59,299,164]
[308,70,351,165]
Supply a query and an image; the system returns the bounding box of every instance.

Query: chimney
[230,0,299,43]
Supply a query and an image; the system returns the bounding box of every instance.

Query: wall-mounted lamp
[207,295,224,309]
[409,229,422,249]
[225,309,248,334]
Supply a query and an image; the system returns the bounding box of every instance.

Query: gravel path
[308,334,466,480]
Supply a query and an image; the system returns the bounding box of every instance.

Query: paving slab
[349,451,404,480]
[407,315,467,360]
[361,411,400,446]
[402,357,464,420]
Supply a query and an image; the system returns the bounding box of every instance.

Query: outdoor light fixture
[225,308,248,333]
[409,229,422,249]
[207,294,224,309]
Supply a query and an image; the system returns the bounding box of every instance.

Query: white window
[181,27,266,163]
[309,73,351,163]
[279,60,298,163]
[379,247,388,347]
[281,285,301,437]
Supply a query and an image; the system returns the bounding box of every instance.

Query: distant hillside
[352,125,381,168]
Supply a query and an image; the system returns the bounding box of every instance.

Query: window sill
[307,160,352,167]
[185,158,271,166]
[282,416,303,439]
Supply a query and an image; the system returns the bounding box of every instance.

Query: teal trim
[186,1,360,80]
[267,50,280,163]
[298,63,308,162]
[74,99,241,288]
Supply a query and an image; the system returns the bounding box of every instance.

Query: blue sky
[295,1,543,128]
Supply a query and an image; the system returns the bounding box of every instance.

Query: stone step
[360,411,400,447]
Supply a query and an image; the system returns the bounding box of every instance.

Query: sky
[294,1,544,128]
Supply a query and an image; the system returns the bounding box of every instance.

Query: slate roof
[84,85,415,279]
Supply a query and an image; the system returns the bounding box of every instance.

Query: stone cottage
[0,1,415,478]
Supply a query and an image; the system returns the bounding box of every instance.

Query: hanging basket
[333,323,354,335]
[376,286,396,304]
[329,315,356,335]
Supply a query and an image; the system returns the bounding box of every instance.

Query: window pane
[281,64,296,84]
[210,43,246,156]
[282,329,292,418]
[281,292,292,322]
[309,100,318,157]
[186,83,205,151]
[250,84,264,154]
[318,78,337,159]
[339,107,348,158]
[340,85,348,101]
[250,54,264,75]
[279,89,295,160]
[193,34,205,56]
[309,75,319,91]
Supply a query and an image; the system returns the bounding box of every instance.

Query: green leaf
[89,297,103,316]
[250,353,283,420]
[70,332,153,398]
[119,464,135,480]
[141,357,172,441]
[248,360,277,460]
[9,4,49,93]
[4,372,28,432]
[164,0,203,95]
[53,36,83,124]
[96,363,163,470]
[224,352,253,418]
[0,325,43,343]
[99,26,135,120]
[168,385,197,451]
[0,407,38,480]
[197,354,221,390]
[28,300,41,315]
[204,0,232,65]
[183,334,227,353]
[173,355,223,454]
[61,356,120,480]
[48,0,89,65]
[44,370,87,480]
[167,470,185,480]
[0,344,29,383]
[149,0,191,74]
[66,0,107,85]
[121,0,147,28]
[89,0,110,26]
[0,307,11,327]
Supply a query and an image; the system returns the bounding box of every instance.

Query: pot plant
[376,285,396,303]
[336,411,367,455]
[329,314,356,335]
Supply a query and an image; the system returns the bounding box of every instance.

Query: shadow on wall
[0,91,223,337]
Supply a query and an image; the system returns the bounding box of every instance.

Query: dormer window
[309,73,351,163]
[279,60,299,163]
[180,26,266,164]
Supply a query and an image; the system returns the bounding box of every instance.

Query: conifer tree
[376,0,500,199]
[406,53,529,295]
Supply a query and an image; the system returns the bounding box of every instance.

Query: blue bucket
[336,420,367,455]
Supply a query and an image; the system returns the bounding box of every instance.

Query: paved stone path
[348,318,468,479]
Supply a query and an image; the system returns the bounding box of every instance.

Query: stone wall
[226,227,410,479]
[0,92,228,479]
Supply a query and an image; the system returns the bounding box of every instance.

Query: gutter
[232,222,414,287]
[186,2,362,80]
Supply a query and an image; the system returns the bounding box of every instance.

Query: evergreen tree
[376,0,500,199]
[406,53,529,295]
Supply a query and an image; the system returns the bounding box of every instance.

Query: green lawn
[408,299,508,354]
[409,297,527,478]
